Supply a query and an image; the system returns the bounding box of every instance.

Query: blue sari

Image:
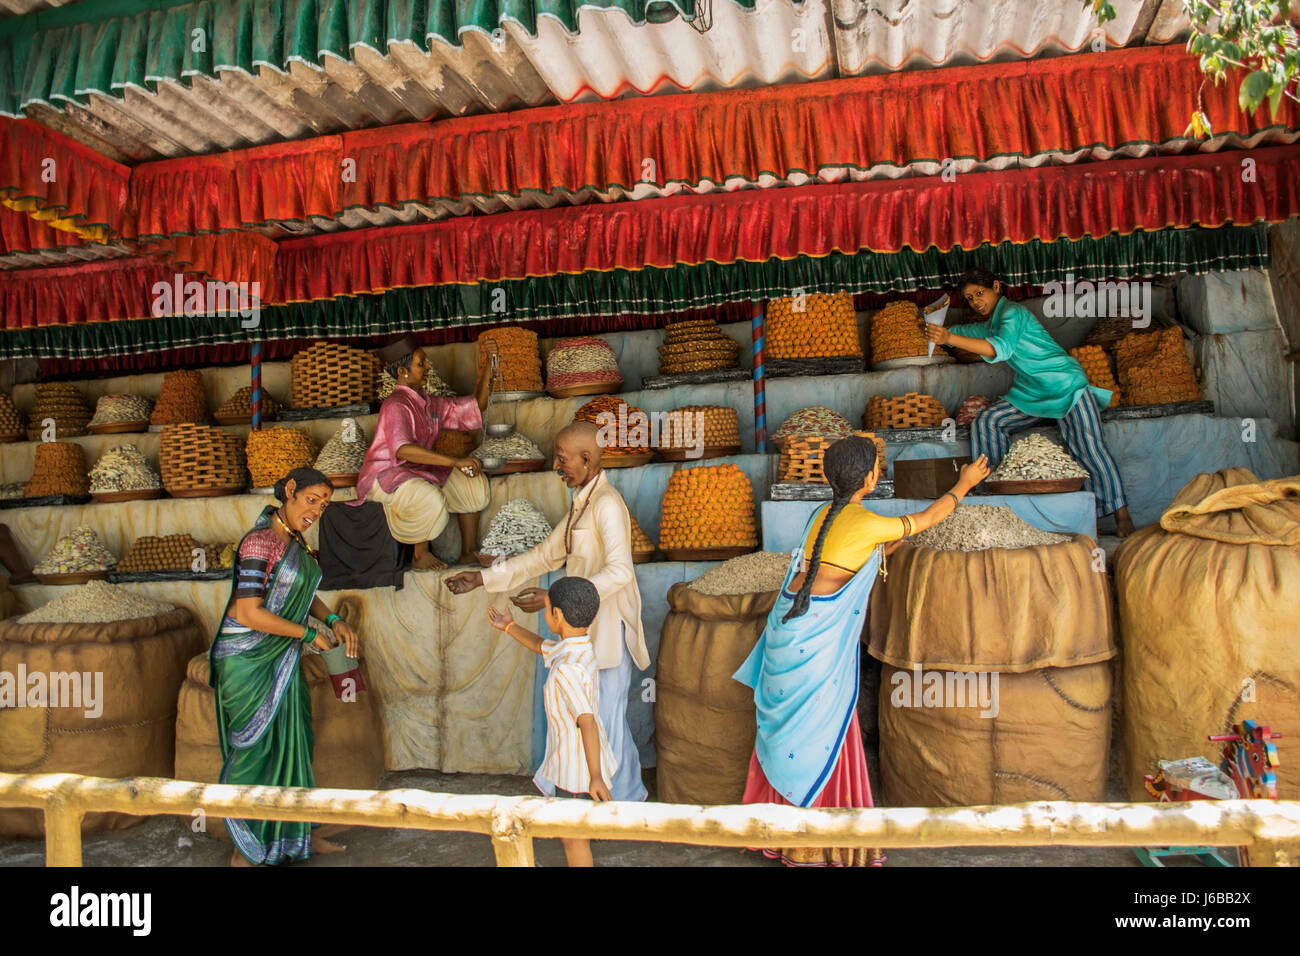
[733,512,881,808]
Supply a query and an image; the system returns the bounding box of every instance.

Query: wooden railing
[1,771,1298,866]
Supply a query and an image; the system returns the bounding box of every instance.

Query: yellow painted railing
[1,771,1298,866]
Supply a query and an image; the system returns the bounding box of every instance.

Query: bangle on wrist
[302,626,318,645]
[325,613,342,628]
[946,491,962,507]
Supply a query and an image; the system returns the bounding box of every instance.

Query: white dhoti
[366,470,490,544]
[600,626,647,802]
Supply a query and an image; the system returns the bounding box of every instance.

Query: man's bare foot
[1114,506,1136,539]
[316,823,352,839]
[313,835,346,854]
[411,551,447,571]
[231,849,253,867]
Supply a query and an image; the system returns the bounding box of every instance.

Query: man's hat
[374,334,420,366]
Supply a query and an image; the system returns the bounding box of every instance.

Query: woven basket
[778,431,886,483]
[158,424,247,492]
[290,342,381,409]
[864,392,947,430]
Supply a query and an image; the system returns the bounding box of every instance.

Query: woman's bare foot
[231,849,253,867]
[313,835,346,854]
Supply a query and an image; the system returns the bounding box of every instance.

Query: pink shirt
[354,386,483,502]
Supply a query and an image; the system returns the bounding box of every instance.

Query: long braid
[782,435,879,622]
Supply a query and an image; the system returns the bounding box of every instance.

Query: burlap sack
[868,535,1115,673]
[175,651,387,841]
[0,607,206,838]
[654,583,777,805]
[1116,468,1300,800]
[878,662,1113,806]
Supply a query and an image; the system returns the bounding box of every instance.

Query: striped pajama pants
[971,392,1128,516]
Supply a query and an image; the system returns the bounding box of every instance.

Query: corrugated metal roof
[1,0,1189,164]
[0,241,129,269]
[0,0,85,18]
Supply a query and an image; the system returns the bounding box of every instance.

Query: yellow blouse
[804,504,908,574]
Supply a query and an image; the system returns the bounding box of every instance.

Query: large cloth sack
[868,535,1115,672]
[0,581,21,621]
[175,651,386,840]
[655,583,777,805]
[0,607,206,838]
[879,661,1113,806]
[1116,468,1300,800]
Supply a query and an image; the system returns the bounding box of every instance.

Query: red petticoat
[741,711,884,867]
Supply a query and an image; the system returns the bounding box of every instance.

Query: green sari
[210,506,320,865]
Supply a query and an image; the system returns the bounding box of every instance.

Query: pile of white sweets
[314,421,370,474]
[471,433,544,461]
[480,499,553,556]
[89,444,162,492]
[33,526,118,574]
[88,393,153,426]
[988,433,1089,481]
[689,551,791,595]
[21,579,175,623]
[910,504,1070,552]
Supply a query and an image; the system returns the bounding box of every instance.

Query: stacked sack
[1069,346,1122,408]
[151,370,210,426]
[25,442,88,498]
[659,464,759,552]
[546,337,623,392]
[246,427,320,489]
[765,292,861,359]
[27,383,92,439]
[657,320,741,375]
[478,328,543,392]
[1115,326,1200,406]
[869,300,929,364]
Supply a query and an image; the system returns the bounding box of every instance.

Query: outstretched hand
[510,587,547,613]
[487,606,515,632]
[446,570,483,595]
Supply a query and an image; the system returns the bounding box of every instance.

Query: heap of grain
[1115,326,1201,406]
[869,300,928,364]
[772,406,853,447]
[34,526,116,574]
[0,580,206,837]
[545,337,623,393]
[24,441,88,498]
[1116,468,1300,799]
[174,598,385,840]
[215,386,282,421]
[471,433,545,462]
[656,551,793,804]
[0,392,25,440]
[314,421,370,476]
[870,506,1115,806]
[116,534,222,573]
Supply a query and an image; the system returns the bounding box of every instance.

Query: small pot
[485,422,515,438]
[478,456,506,472]
[319,640,360,676]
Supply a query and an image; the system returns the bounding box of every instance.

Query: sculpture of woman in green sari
[210,466,360,867]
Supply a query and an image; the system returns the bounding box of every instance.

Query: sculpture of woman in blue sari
[211,467,361,867]
[734,436,989,865]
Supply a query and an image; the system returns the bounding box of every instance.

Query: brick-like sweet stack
[158,424,246,495]
[864,393,947,429]
[291,341,381,408]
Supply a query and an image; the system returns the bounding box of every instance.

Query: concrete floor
[0,764,1152,868]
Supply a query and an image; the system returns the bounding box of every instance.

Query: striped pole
[752,302,767,454]
[250,341,263,430]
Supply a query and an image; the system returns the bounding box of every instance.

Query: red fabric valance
[274,145,1300,302]
[0,256,183,330]
[0,117,129,239]
[0,203,93,255]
